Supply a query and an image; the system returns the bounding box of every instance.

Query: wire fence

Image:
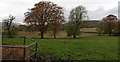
[1,36,37,61]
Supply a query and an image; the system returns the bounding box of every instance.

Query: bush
[2,30,18,38]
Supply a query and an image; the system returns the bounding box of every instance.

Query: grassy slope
[3,36,118,60]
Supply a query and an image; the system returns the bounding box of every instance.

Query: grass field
[16,28,98,38]
[3,36,118,60]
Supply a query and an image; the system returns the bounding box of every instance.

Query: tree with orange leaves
[104,14,117,36]
[97,14,118,36]
[24,1,64,39]
[48,20,64,39]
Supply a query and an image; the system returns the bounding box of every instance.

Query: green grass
[3,36,118,60]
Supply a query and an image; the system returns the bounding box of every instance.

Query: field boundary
[0,37,37,61]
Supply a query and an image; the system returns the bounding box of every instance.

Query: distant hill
[82,20,101,28]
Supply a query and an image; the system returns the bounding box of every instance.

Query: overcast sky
[0,0,119,23]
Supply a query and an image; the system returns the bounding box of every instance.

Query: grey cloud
[118,1,120,18]
[88,6,118,20]
[0,0,120,23]
[88,7,105,20]
[105,7,118,17]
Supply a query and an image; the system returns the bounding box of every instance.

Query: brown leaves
[24,1,64,32]
[104,14,117,21]
[102,14,119,34]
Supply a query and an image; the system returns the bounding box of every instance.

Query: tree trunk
[99,33,101,36]
[8,30,11,38]
[99,30,102,36]
[73,34,76,38]
[109,23,112,36]
[54,32,56,39]
[118,22,120,36]
[41,32,44,39]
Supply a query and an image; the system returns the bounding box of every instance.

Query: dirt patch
[2,44,30,60]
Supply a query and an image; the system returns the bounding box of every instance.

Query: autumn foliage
[97,14,119,36]
[24,1,64,38]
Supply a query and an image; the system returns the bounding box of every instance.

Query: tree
[48,21,62,39]
[3,15,17,38]
[66,5,87,38]
[101,15,117,36]
[97,15,118,36]
[17,25,26,31]
[48,18,65,39]
[96,22,104,36]
[66,21,81,38]
[26,24,37,32]
[106,15,117,36]
[24,1,64,39]
[118,22,120,36]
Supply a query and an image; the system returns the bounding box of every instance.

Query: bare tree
[66,5,87,38]
[3,15,16,37]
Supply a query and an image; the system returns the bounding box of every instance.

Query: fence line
[1,36,38,61]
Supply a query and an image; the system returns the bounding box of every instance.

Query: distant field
[17,28,98,38]
[81,28,97,32]
[3,36,118,60]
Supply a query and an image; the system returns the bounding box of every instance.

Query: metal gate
[0,37,37,61]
